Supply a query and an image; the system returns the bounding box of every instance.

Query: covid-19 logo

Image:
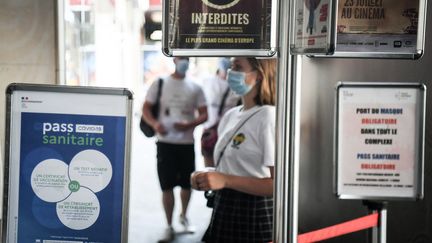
[201,0,241,9]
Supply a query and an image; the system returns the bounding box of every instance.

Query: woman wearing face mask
[191,57,277,243]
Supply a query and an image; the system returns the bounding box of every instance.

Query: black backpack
[140,78,163,137]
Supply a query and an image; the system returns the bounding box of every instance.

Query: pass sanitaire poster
[17,112,126,243]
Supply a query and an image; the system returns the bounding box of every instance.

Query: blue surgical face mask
[226,69,253,96]
[175,59,189,75]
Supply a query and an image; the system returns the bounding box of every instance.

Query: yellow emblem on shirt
[231,133,245,149]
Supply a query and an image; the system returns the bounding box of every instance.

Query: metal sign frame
[3,83,133,243]
[334,82,426,201]
[290,0,337,55]
[162,0,278,57]
[308,0,427,59]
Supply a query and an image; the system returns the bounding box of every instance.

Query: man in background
[142,57,208,242]
[201,57,240,166]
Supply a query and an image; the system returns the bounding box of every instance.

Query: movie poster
[293,0,332,52]
[338,0,418,34]
[168,0,272,49]
[336,0,419,52]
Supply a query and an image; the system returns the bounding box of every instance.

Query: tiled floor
[128,112,212,243]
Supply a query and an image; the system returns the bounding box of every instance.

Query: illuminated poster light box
[162,0,277,57]
[292,0,427,59]
[335,82,426,201]
[3,83,132,243]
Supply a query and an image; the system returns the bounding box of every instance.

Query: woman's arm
[191,166,274,197]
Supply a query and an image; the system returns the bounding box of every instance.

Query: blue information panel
[4,84,132,243]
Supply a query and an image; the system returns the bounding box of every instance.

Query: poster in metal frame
[313,0,427,59]
[290,0,336,55]
[335,82,426,201]
[3,83,133,243]
[162,0,277,57]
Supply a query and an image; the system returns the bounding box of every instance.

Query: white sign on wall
[335,82,426,201]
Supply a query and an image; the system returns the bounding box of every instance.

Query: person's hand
[191,171,227,191]
[174,121,192,131]
[153,122,167,135]
[190,171,203,190]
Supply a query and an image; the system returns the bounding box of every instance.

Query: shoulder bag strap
[215,107,263,168]
[156,78,163,101]
[153,78,163,118]
[217,87,231,117]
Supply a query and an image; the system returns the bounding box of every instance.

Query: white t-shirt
[202,76,240,128]
[214,105,275,178]
[145,76,207,144]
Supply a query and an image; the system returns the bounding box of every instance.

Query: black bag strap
[156,78,163,103]
[215,107,263,168]
[217,87,231,117]
[152,78,163,119]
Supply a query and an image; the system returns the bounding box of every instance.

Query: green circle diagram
[69,181,80,192]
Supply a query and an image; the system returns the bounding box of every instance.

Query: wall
[0,0,56,145]
[0,0,57,220]
[298,3,432,242]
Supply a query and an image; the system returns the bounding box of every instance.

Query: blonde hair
[248,58,277,106]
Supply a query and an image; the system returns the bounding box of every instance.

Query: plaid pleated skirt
[202,189,273,243]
